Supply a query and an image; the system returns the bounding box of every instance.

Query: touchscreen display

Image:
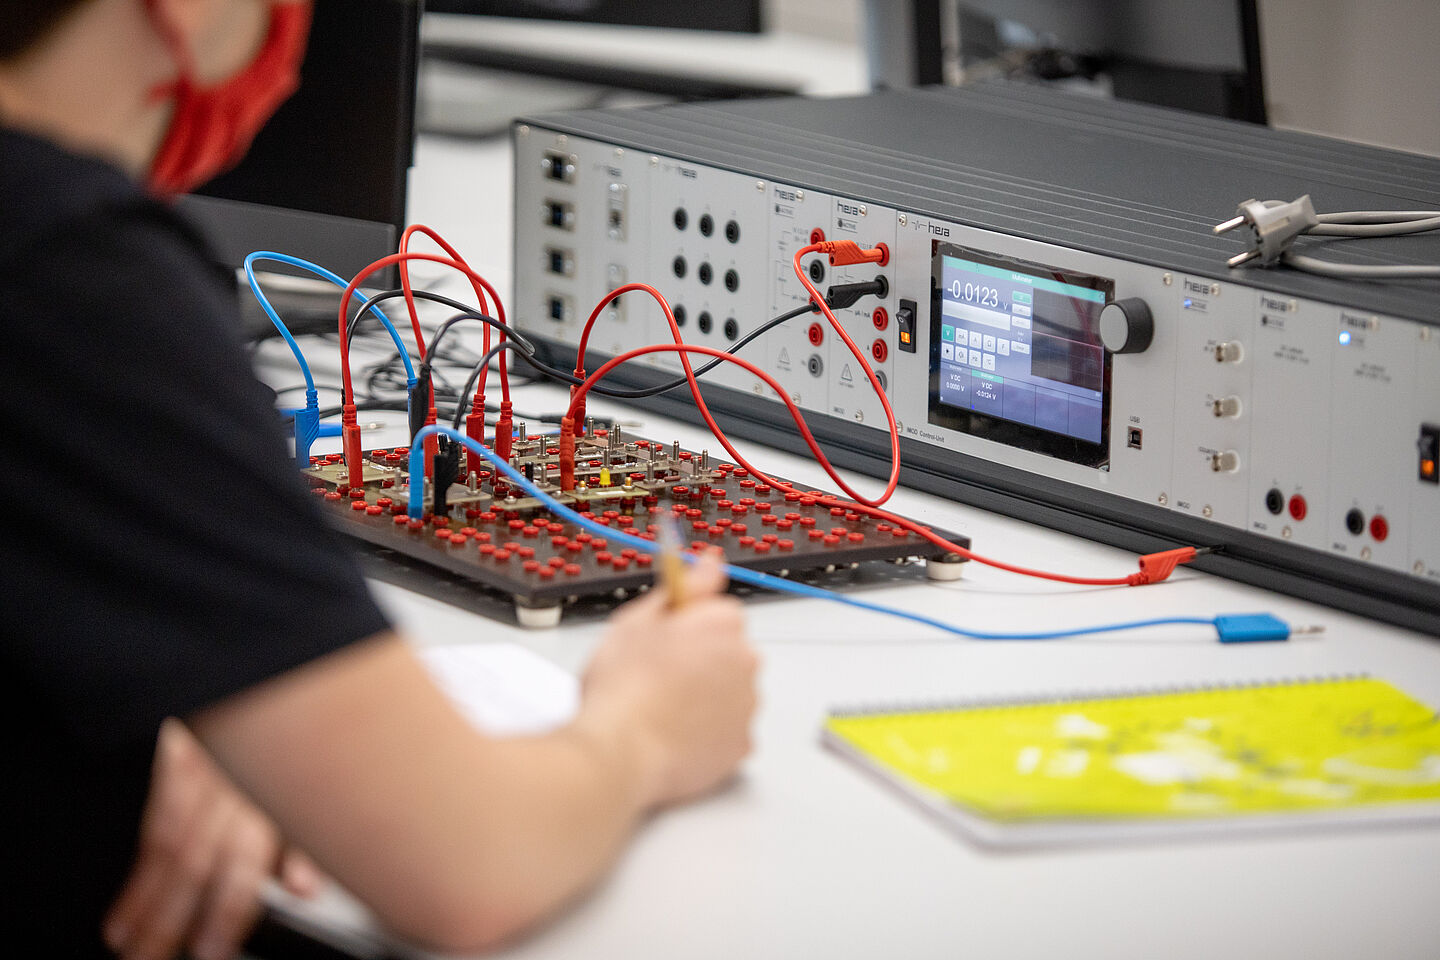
[927,242,1113,467]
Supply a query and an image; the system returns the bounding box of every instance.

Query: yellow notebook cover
[823,676,1440,847]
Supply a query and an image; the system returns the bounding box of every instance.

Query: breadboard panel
[304,433,968,622]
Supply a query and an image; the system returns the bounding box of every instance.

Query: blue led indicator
[1338,330,1352,346]
[1183,298,1193,308]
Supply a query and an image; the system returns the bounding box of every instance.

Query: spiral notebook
[823,675,1440,848]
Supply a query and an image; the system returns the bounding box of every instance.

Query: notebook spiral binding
[826,672,1374,720]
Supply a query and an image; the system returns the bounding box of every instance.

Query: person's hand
[580,550,759,808]
[104,719,326,960]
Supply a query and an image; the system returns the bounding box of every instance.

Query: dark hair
[0,2,92,62]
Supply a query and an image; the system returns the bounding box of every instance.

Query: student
[0,2,759,958]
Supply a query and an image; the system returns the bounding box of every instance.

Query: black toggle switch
[896,298,917,353]
[1420,423,1439,484]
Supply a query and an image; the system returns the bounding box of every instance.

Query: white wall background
[1260,0,1440,157]
[765,0,862,44]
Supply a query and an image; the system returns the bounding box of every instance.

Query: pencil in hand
[657,516,689,611]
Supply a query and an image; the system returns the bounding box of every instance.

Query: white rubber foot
[924,555,966,581]
[515,603,563,629]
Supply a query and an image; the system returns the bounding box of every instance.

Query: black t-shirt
[0,128,390,954]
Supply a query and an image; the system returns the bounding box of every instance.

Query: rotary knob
[1099,298,1154,354]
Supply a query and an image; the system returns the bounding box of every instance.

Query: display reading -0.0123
[927,242,1114,468]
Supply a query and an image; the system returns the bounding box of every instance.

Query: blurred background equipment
[423,0,770,136]
[866,0,1266,121]
[865,0,1439,154]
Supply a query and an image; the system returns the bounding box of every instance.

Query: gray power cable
[1280,254,1440,279]
[1214,195,1440,278]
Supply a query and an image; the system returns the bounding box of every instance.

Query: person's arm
[189,554,757,953]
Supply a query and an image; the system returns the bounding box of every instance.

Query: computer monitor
[419,0,780,105]
[180,0,420,284]
[424,0,761,33]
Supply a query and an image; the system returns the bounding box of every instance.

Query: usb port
[607,182,628,240]
[542,151,574,182]
[1127,427,1143,450]
[545,247,574,277]
[546,294,572,323]
[606,264,626,322]
[543,200,574,231]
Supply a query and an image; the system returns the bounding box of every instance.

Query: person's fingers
[104,859,164,954]
[602,554,739,642]
[187,815,278,960]
[107,721,295,960]
[105,730,217,954]
[673,594,747,637]
[278,848,327,899]
[602,547,729,626]
[118,789,239,960]
[680,549,728,597]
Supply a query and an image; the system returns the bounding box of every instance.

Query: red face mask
[146,1,313,196]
